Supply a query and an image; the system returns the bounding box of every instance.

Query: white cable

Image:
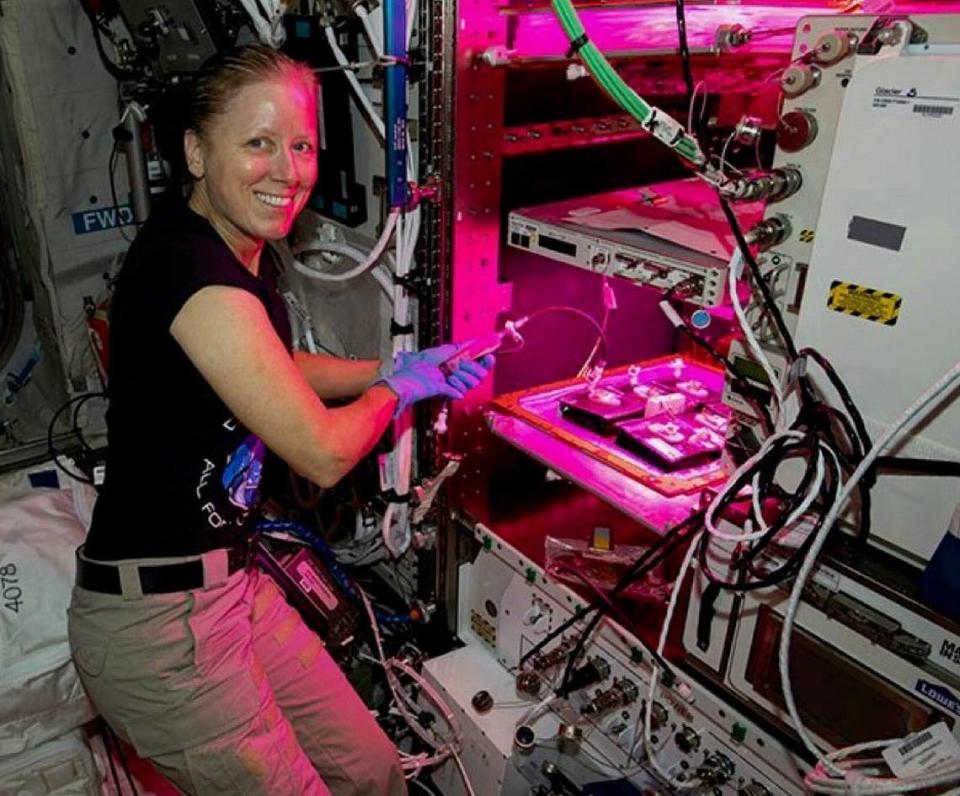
[355,5,384,59]
[382,212,415,558]
[357,585,464,773]
[291,237,396,300]
[806,742,960,794]
[406,0,418,50]
[779,359,960,793]
[686,80,706,137]
[318,10,421,561]
[292,212,398,282]
[641,531,703,790]
[718,130,737,180]
[237,0,286,46]
[514,691,558,728]
[323,25,386,139]
[119,101,147,125]
[295,239,370,263]
[727,248,786,414]
[703,430,819,543]
[372,264,395,299]
[450,747,478,796]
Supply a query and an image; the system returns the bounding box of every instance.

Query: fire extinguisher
[85,296,110,385]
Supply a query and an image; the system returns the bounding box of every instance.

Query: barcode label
[913,104,954,117]
[883,722,960,777]
[898,730,933,756]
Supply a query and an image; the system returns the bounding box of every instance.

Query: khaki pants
[68,557,406,796]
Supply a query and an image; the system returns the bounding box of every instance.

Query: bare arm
[171,286,397,488]
[292,350,382,400]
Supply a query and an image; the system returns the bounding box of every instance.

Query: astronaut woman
[67,45,490,795]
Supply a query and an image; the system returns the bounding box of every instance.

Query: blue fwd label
[72,204,134,235]
[916,680,960,717]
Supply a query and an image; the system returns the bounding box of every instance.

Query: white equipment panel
[793,31,960,563]
[422,526,807,794]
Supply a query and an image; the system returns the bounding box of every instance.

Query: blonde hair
[188,44,318,139]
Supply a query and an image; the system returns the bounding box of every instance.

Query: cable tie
[566,32,590,58]
[379,54,410,67]
[390,320,416,336]
[642,107,687,149]
[392,271,421,289]
[382,489,412,504]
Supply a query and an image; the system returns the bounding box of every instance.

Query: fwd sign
[72,204,134,235]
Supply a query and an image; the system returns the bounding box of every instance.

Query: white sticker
[811,562,841,593]
[882,722,960,778]
[871,86,960,121]
[295,561,339,611]
[934,635,960,680]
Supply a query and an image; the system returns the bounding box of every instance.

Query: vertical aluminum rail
[382,0,408,208]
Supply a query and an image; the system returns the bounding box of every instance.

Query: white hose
[641,533,702,790]
[406,0,418,50]
[728,248,786,416]
[292,212,398,282]
[324,25,386,139]
[237,0,286,46]
[780,359,960,793]
[703,430,826,543]
[355,4,384,58]
[356,586,467,786]
[382,210,416,558]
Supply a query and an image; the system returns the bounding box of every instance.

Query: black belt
[76,546,250,595]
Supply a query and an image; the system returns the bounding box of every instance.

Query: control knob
[745,214,792,250]
[675,725,701,754]
[781,64,821,98]
[697,752,736,786]
[777,110,818,152]
[813,30,853,65]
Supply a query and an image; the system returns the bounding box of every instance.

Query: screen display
[538,234,577,258]
[731,355,773,387]
[745,605,949,748]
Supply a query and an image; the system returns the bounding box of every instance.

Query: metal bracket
[856,16,917,55]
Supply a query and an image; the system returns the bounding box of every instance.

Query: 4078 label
[1,562,22,613]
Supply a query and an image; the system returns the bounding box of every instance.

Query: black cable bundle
[78,1,142,82]
[47,392,107,486]
[697,433,841,592]
[518,511,706,697]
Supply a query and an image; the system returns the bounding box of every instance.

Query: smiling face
[185,73,318,270]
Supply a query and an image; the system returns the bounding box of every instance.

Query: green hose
[550,0,705,167]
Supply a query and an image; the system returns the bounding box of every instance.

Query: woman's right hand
[377,344,466,415]
[378,343,495,415]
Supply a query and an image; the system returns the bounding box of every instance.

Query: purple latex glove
[445,354,495,394]
[377,344,495,415]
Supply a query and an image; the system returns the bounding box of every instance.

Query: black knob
[471,690,494,713]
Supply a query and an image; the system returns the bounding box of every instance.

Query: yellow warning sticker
[827,280,901,326]
[799,229,815,243]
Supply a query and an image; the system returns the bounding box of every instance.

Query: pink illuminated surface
[488,356,730,533]
[508,4,840,57]
[505,2,960,60]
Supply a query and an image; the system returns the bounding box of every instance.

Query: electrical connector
[562,656,611,694]
[642,107,685,147]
